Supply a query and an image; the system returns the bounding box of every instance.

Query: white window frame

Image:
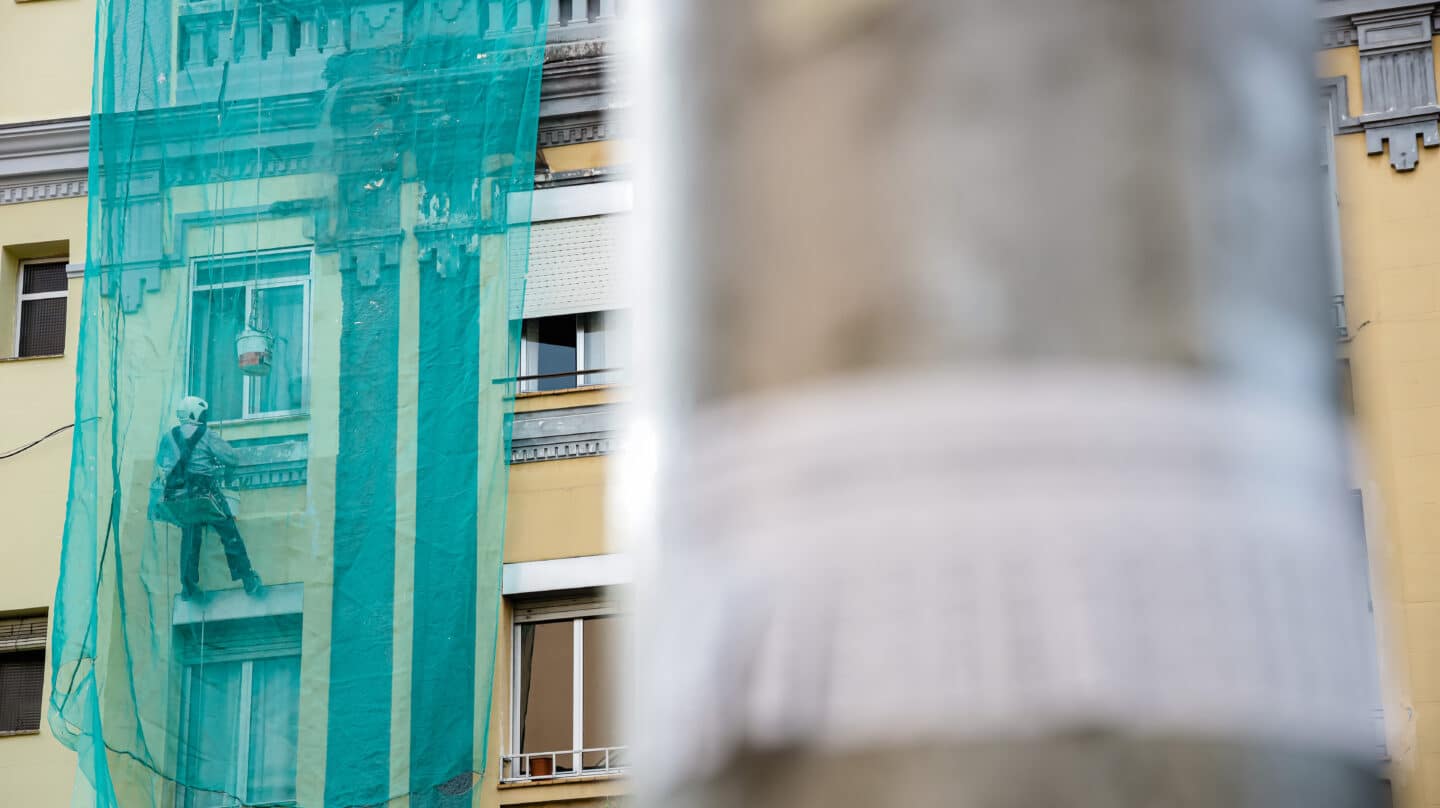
[13,258,69,357]
[177,647,301,808]
[504,594,625,782]
[518,311,615,393]
[187,249,312,423]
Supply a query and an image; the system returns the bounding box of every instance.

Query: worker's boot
[243,572,265,597]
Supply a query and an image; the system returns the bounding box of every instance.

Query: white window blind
[513,215,626,319]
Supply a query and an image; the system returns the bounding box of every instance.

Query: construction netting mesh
[48,1,547,805]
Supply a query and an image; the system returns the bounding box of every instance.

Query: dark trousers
[180,518,255,590]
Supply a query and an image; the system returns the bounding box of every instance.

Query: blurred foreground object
[634,0,1385,805]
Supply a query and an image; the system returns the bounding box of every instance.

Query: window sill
[498,772,627,789]
[516,383,618,399]
[0,353,64,363]
[0,729,40,738]
[208,412,310,429]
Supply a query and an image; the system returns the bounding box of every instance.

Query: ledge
[172,582,303,626]
[502,553,631,595]
[510,403,616,463]
[0,48,618,204]
[0,116,88,206]
[0,353,64,363]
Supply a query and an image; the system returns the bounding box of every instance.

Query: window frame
[518,310,618,393]
[0,612,48,738]
[505,593,624,782]
[13,258,69,358]
[186,249,313,423]
[175,631,301,808]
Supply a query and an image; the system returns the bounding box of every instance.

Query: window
[0,613,48,736]
[189,252,310,422]
[14,260,67,357]
[519,310,625,392]
[504,594,626,781]
[176,615,300,808]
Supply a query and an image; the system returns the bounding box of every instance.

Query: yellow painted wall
[0,195,87,803]
[0,0,96,124]
[1319,40,1440,808]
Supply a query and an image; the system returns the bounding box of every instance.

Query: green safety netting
[49,1,547,805]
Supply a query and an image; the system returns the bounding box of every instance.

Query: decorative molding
[231,435,308,489]
[1319,75,1363,134]
[0,48,619,205]
[510,403,617,463]
[0,177,87,205]
[1365,115,1440,169]
[1320,21,1361,48]
[0,116,89,206]
[1318,4,1440,170]
[539,113,616,148]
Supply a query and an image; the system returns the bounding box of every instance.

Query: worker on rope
[154,396,263,600]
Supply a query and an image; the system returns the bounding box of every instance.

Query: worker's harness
[150,424,234,526]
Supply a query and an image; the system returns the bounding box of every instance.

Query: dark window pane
[533,315,577,391]
[22,263,67,294]
[0,649,45,733]
[190,287,246,422]
[18,297,66,357]
[520,620,573,762]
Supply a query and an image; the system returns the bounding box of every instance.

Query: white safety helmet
[176,396,209,424]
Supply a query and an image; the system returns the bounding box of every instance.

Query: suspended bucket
[235,327,274,376]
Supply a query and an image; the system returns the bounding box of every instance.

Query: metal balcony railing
[500,746,627,783]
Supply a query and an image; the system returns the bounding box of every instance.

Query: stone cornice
[510,403,617,463]
[0,116,90,206]
[0,51,619,205]
[1317,1,1439,46]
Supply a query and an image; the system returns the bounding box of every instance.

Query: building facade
[1320,2,1440,806]
[0,1,629,806]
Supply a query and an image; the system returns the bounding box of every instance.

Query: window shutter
[0,615,47,653]
[511,590,616,623]
[513,215,626,319]
[0,649,45,734]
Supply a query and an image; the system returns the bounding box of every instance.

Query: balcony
[500,746,627,783]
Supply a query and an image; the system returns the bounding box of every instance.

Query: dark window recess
[533,314,578,391]
[18,298,66,357]
[22,263,67,294]
[17,262,68,357]
[0,649,45,734]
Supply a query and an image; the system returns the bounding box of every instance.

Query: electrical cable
[0,422,75,460]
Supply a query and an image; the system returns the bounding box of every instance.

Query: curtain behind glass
[247,656,301,805]
[190,288,246,422]
[252,286,305,414]
[182,661,243,808]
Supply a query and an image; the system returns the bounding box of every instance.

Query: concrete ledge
[172,581,303,625]
[502,554,630,596]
